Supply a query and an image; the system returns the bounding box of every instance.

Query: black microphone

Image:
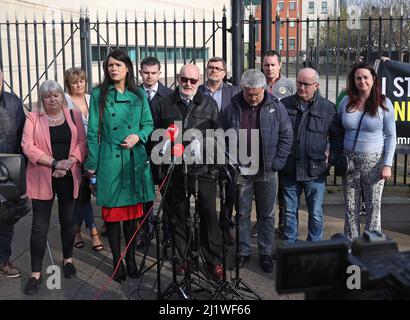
[0,108,11,143]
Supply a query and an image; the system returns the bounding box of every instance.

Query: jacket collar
[107,84,133,102]
[231,90,276,111]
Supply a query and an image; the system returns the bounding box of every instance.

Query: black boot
[106,222,126,283]
[113,259,126,283]
[124,219,138,278]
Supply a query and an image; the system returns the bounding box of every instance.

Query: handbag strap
[69,108,75,125]
[351,110,366,153]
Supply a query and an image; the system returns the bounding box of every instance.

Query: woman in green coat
[85,49,155,283]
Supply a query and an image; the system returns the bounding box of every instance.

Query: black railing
[0,8,409,186]
[0,8,226,110]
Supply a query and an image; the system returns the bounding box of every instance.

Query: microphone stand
[169,160,217,299]
[136,156,178,300]
[212,159,262,300]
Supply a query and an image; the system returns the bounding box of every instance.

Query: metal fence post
[222,6,228,79]
[231,0,244,86]
[261,0,272,57]
[79,8,92,91]
[85,8,93,92]
[248,11,256,69]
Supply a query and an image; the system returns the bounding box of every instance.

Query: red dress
[102,204,144,222]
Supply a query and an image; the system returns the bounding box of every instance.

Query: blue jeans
[0,222,14,265]
[73,202,96,230]
[238,171,278,257]
[280,174,325,243]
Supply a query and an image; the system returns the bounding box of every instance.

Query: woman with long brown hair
[84,49,155,283]
[338,62,396,240]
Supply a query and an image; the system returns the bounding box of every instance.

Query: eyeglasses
[296,81,317,88]
[207,66,225,72]
[179,76,199,85]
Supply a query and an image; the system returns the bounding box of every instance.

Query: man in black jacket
[137,56,173,249]
[280,68,343,244]
[198,57,240,244]
[221,69,293,273]
[151,63,224,281]
[0,68,25,278]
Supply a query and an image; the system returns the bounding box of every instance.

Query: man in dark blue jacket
[0,68,25,278]
[221,69,293,273]
[280,68,343,244]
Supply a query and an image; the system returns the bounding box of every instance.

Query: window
[289,21,295,28]
[278,1,284,11]
[289,2,296,11]
[308,2,314,14]
[91,45,208,62]
[321,2,328,14]
[91,46,137,62]
[289,38,295,50]
[279,39,284,50]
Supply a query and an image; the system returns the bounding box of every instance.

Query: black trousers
[164,169,223,266]
[30,176,75,272]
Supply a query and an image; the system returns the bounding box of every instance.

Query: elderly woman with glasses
[21,80,87,295]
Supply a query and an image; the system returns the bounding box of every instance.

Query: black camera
[0,153,30,225]
[276,231,410,299]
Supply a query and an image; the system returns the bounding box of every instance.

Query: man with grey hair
[254,50,297,240]
[220,69,293,273]
[0,68,26,278]
[279,68,343,244]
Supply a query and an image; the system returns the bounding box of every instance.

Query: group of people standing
[0,47,396,295]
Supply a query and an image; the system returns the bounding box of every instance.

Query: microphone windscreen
[172,144,185,158]
[166,123,180,142]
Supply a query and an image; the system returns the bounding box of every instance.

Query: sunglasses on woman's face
[179,76,199,85]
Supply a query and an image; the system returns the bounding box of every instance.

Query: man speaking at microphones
[151,63,224,281]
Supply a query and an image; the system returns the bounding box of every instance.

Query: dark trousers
[277,185,285,231]
[0,222,14,265]
[30,176,75,272]
[164,170,223,266]
[106,219,137,267]
[219,182,236,233]
[142,201,154,234]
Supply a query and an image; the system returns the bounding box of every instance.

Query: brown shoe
[74,231,85,249]
[90,228,103,252]
[0,261,21,278]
